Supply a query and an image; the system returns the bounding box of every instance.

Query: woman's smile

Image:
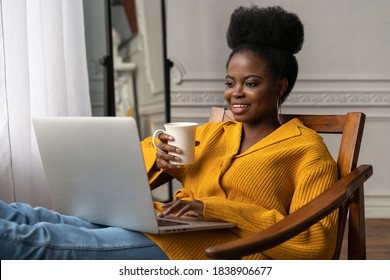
[231,103,251,115]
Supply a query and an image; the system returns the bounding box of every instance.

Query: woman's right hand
[154,132,183,169]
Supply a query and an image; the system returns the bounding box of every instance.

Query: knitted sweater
[140,119,339,260]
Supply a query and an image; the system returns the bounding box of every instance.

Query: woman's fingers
[157,133,181,154]
[157,142,182,154]
[155,152,182,169]
[175,204,192,217]
[158,200,181,217]
[158,200,204,218]
[158,132,174,142]
[155,133,183,168]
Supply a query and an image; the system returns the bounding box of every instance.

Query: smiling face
[224,51,286,127]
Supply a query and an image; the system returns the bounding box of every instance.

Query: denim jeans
[0,200,169,260]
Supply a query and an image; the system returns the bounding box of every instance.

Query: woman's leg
[0,201,103,228]
[0,201,168,260]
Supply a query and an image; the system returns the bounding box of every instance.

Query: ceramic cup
[152,122,198,165]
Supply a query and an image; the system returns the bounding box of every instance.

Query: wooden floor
[339,219,390,260]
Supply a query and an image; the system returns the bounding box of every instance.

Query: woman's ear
[278,77,289,98]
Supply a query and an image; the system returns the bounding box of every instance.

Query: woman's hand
[154,132,183,169]
[158,199,204,219]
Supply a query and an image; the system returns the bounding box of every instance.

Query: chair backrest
[208,107,367,259]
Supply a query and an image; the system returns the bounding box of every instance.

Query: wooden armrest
[205,164,373,259]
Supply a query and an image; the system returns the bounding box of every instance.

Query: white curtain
[0,0,91,208]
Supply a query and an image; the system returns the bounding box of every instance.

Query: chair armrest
[205,164,373,259]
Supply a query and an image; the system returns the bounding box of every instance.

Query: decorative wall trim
[285,91,390,106]
[171,90,390,107]
[171,91,224,106]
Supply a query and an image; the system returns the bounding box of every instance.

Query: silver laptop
[32,117,234,234]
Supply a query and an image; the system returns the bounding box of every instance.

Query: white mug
[152,122,198,165]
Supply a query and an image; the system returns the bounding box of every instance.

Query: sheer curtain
[0,0,91,208]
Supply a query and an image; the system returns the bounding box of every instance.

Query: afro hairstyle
[225,5,304,102]
[226,5,304,54]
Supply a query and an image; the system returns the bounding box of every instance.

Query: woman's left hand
[158,199,204,219]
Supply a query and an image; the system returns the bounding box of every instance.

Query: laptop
[32,117,234,234]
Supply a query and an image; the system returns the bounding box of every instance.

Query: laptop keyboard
[158,218,190,227]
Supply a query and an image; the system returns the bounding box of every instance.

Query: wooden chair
[205,107,373,259]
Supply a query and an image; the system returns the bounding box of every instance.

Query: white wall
[165,0,390,218]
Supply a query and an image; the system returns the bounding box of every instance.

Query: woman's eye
[245,82,258,88]
[225,81,234,88]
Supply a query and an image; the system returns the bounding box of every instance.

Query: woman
[0,5,338,260]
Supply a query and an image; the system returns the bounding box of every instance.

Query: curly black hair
[226,5,304,103]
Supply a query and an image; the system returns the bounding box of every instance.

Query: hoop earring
[223,100,233,121]
[277,96,282,123]
[223,100,228,109]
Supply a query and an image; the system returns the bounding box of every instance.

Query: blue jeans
[0,201,169,260]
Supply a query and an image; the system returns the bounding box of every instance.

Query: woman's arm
[140,136,185,189]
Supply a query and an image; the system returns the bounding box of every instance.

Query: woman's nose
[232,84,244,98]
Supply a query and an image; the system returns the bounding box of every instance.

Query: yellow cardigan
[140,119,338,260]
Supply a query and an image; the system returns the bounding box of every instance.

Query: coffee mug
[152,122,198,165]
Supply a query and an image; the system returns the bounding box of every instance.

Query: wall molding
[171,91,224,106]
[285,91,390,106]
[171,90,390,107]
